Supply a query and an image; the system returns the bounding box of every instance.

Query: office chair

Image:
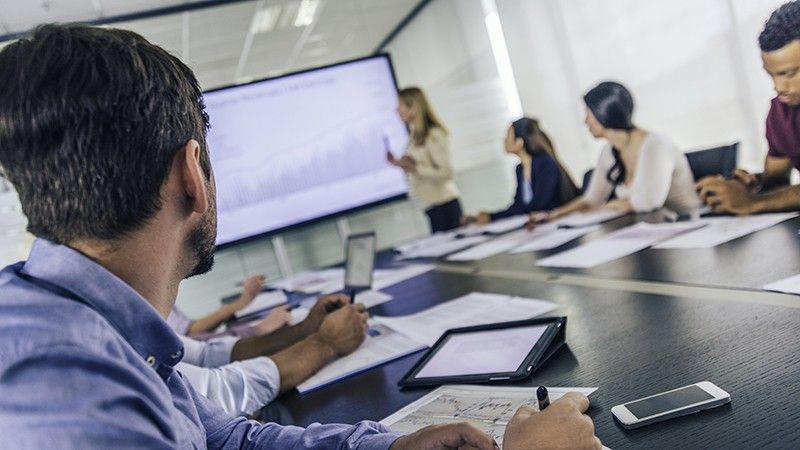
[685,142,739,181]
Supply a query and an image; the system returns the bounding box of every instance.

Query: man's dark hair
[0,23,211,244]
[759,1,800,52]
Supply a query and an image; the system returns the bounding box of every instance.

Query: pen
[537,386,550,411]
[349,288,357,304]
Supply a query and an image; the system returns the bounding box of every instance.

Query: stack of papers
[373,292,558,347]
[537,221,705,268]
[511,226,600,253]
[381,385,600,448]
[393,232,458,255]
[296,292,558,393]
[764,274,800,295]
[396,235,491,260]
[456,215,530,237]
[554,208,626,228]
[268,268,344,294]
[234,291,288,318]
[446,228,545,261]
[267,264,435,294]
[654,212,798,249]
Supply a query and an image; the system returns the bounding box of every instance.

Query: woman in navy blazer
[464,117,578,223]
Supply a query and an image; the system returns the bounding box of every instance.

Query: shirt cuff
[200,336,238,367]
[355,432,406,450]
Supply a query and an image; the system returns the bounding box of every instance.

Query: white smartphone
[611,381,730,429]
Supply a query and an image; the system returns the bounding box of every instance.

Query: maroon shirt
[766,96,800,171]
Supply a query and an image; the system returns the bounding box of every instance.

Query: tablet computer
[399,316,566,388]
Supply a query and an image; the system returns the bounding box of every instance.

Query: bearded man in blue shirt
[0,24,600,450]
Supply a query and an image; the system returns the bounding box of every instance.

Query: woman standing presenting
[389,87,463,232]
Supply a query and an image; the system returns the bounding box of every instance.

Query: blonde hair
[398,87,447,146]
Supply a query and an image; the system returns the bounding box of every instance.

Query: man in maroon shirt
[698,1,800,214]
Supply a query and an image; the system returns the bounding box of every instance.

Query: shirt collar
[20,238,184,368]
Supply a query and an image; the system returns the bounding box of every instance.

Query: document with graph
[381,385,600,447]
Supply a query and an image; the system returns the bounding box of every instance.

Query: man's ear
[176,139,208,215]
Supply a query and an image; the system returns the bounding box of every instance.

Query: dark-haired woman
[464,117,578,224]
[532,81,699,222]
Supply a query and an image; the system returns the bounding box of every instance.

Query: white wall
[496,0,786,180]
[384,0,521,212]
[175,0,530,317]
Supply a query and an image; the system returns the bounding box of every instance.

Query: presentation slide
[204,55,409,245]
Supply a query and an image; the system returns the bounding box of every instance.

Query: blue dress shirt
[0,239,401,449]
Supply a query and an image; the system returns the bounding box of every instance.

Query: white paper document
[457,215,530,237]
[296,292,558,393]
[372,264,435,290]
[296,323,426,394]
[235,291,288,318]
[374,292,558,347]
[446,229,542,261]
[268,264,435,294]
[393,232,457,254]
[381,385,599,447]
[555,208,626,228]
[268,268,344,294]
[397,235,491,260]
[511,226,600,254]
[653,212,799,249]
[352,290,394,308]
[764,274,800,294]
[537,221,704,268]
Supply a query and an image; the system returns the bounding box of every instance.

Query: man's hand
[390,423,498,450]
[696,175,755,214]
[314,303,368,356]
[300,293,350,335]
[503,392,601,450]
[733,168,759,188]
[230,274,266,310]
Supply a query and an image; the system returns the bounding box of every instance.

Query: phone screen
[625,385,714,419]
[345,234,376,288]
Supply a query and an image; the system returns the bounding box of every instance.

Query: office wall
[176,0,520,317]
[496,0,786,181]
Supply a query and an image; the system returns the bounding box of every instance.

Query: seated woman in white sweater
[533,81,700,222]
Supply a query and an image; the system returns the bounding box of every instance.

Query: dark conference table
[448,214,800,292]
[274,270,800,449]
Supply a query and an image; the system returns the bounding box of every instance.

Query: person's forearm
[187,303,239,336]
[229,321,313,362]
[750,184,800,213]
[270,334,336,394]
[760,173,791,192]
[550,198,589,220]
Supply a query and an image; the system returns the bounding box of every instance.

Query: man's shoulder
[0,263,133,369]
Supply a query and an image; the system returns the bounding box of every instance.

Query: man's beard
[186,187,217,278]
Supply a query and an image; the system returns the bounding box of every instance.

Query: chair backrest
[685,142,738,181]
[582,169,594,195]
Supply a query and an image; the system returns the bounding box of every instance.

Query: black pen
[537,385,550,411]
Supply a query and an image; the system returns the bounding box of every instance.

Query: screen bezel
[344,232,377,290]
[399,317,566,388]
[205,54,408,249]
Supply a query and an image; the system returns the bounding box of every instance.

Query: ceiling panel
[0,0,422,90]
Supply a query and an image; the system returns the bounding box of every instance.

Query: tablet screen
[415,324,549,378]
